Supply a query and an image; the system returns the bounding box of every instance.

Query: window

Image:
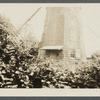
[46,50,50,57]
[76,50,81,59]
[70,49,75,58]
[56,50,59,57]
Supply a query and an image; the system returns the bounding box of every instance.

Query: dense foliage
[0,15,100,88]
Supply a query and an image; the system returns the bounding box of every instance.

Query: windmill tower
[39,7,86,62]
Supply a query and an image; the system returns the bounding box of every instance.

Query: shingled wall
[40,7,86,62]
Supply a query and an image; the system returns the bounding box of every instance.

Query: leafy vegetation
[0,15,100,88]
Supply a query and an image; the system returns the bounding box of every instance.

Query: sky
[0,3,100,57]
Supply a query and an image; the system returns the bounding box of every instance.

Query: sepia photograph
[0,3,100,89]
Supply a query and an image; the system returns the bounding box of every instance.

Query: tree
[0,15,17,46]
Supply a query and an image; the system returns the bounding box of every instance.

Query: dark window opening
[70,49,75,58]
[70,53,75,58]
[56,51,59,57]
[46,50,50,57]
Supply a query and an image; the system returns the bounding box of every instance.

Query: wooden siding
[40,7,86,61]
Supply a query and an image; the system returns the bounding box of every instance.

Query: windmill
[39,7,86,62]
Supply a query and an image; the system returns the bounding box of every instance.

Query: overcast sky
[0,4,100,56]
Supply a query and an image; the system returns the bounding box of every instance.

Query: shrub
[60,58,100,88]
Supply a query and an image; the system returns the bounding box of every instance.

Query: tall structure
[39,7,86,62]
